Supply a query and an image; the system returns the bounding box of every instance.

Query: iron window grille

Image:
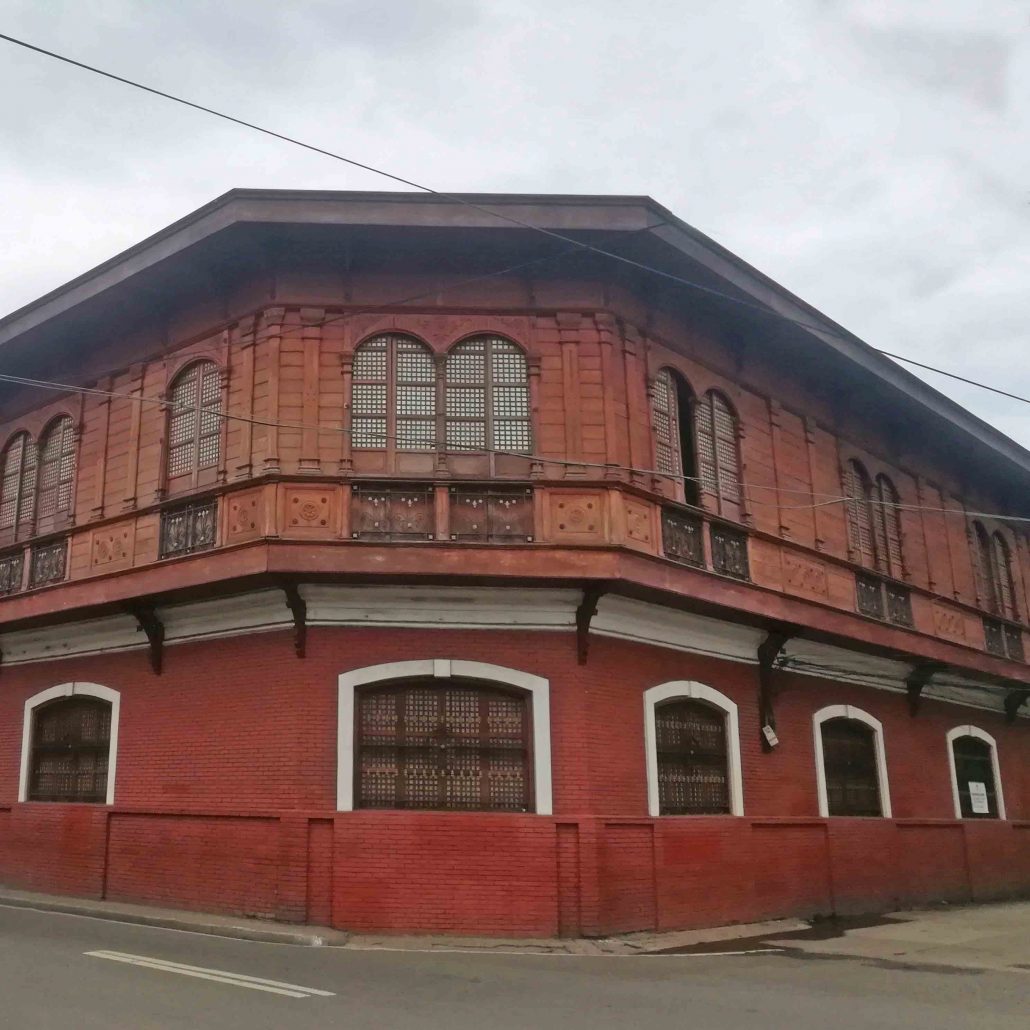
[983,617,1024,662]
[710,523,749,580]
[654,700,730,814]
[951,736,999,819]
[29,696,111,803]
[856,573,911,627]
[159,498,218,559]
[355,682,530,812]
[351,485,435,541]
[820,718,881,817]
[28,538,67,588]
[0,550,23,595]
[449,487,534,542]
[661,507,704,568]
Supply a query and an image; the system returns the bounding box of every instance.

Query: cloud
[0,0,1026,447]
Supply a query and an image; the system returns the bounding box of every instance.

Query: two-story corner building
[0,190,1026,937]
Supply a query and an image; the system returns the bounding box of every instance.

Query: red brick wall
[0,627,1026,936]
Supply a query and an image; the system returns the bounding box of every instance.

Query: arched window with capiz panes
[166,361,222,485]
[445,336,530,453]
[0,431,37,540]
[693,390,741,517]
[36,415,76,523]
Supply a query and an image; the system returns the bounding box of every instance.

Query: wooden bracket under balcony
[1004,688,1029,725]
[757,624,798,751]
[282,582,307,659]
[575,583,608,665]
[905,661,946,716]
[129,604,165,675]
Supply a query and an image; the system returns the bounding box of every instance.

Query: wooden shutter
[36,416,76,520]
[393,336,436,451]
[991,533,1016,621]
[167,361,221,479]
[651,369,679,476]
[843,461,876,568]
[711,393,740,504]
[874,475,904,578]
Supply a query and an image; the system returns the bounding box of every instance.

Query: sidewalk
[1,885,1027,971]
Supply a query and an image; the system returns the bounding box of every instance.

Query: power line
[5,28,1029,417]
[1,369,1028,524]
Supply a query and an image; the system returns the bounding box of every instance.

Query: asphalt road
[1,905,1027,1030]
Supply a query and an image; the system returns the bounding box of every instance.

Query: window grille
[694,391,740,512]
[983,617,1024,662]
[445,336,530,453]
[662,507,704,567]
[167,361,222,480]
[159,498,217,559]
[0,550,23,595]
[29,696,111,803]
[355,682,530,811]
[820,718,881,816]
[873,474,905,578]
[29,538,67,588]
[351,485,435,541]
[36,416,76,520]
[710,523,749,580]
[843,460,876,568]
[651,369,679,476]
[884,582,913,627]
[951,736,998,818]
[0,431,37,538]
[449,487,534,542]
[654,699,730,814]
[856,572,885,619]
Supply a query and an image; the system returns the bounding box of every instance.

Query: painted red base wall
[0,627,1027,936]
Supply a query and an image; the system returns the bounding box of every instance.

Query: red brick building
[0,190,1026,936]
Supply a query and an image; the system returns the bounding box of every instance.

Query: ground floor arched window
[947,726,1005,820]
[813,705,891,818]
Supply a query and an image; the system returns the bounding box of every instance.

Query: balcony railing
[449,487,534,543]
[983,618,1024,662]
[856,572,912,628]
[0,550,24,595]
[661,508,704,568]
[28,538,67,588]
[160,498,218,559]
[711,524,750,581]
[352,485,435,541]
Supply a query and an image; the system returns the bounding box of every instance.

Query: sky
[0,0,1027,449]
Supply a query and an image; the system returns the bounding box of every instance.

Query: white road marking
[86,950,335,998]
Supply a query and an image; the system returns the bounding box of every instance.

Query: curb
[0,892,346,947]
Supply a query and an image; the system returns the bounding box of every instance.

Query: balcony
[661,506,749,581]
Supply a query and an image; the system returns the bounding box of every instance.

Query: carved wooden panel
[549,492,606,544]
[932,602,967,644]
[90,521,136,572]
[622,498,654,552]
[225,488,265,545]
[782,552,829,601]
[282,486,338,539]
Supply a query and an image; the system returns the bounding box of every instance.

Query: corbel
[1004,688,1029,725]
[905,661,946,716]
[575,582,608,665]
[282,582,307,659]
[757,624,798,750]
[130,605,165,675]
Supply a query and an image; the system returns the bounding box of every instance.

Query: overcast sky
[1,0,1027,448]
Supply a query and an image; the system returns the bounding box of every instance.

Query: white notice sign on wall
[968,781,989,815]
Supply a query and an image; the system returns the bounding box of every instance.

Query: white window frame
[19,682,121,805]
[945,725,1006,820]
[812,704,891,818]
[337,660,552,814]
[643,681,744,817]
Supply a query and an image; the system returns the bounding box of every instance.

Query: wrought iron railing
[351,485,435,541]
[28,538,67,588]
[0,550,24,595]
[661,508,704,568]
[856,572,912,628]
[710,524,749,581]
[449,487,534,542]
[983,617,1024,662]
[159,498,218,559]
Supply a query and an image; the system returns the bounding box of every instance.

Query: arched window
[351,334,436,451]
[873,474,904,578]
[355,680,530,812]
[0,431,37,538]
[23,692,115,803]
[843,460,876,568]
[694,390,741,516]
[445,336,530,453]
[813,706,890,817]
[36,416,76,521]
[946,727,1005,820]
[651,368,699,505]
[643,681,744,816]
[166,361,222,482]
[972,521,1018,620]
